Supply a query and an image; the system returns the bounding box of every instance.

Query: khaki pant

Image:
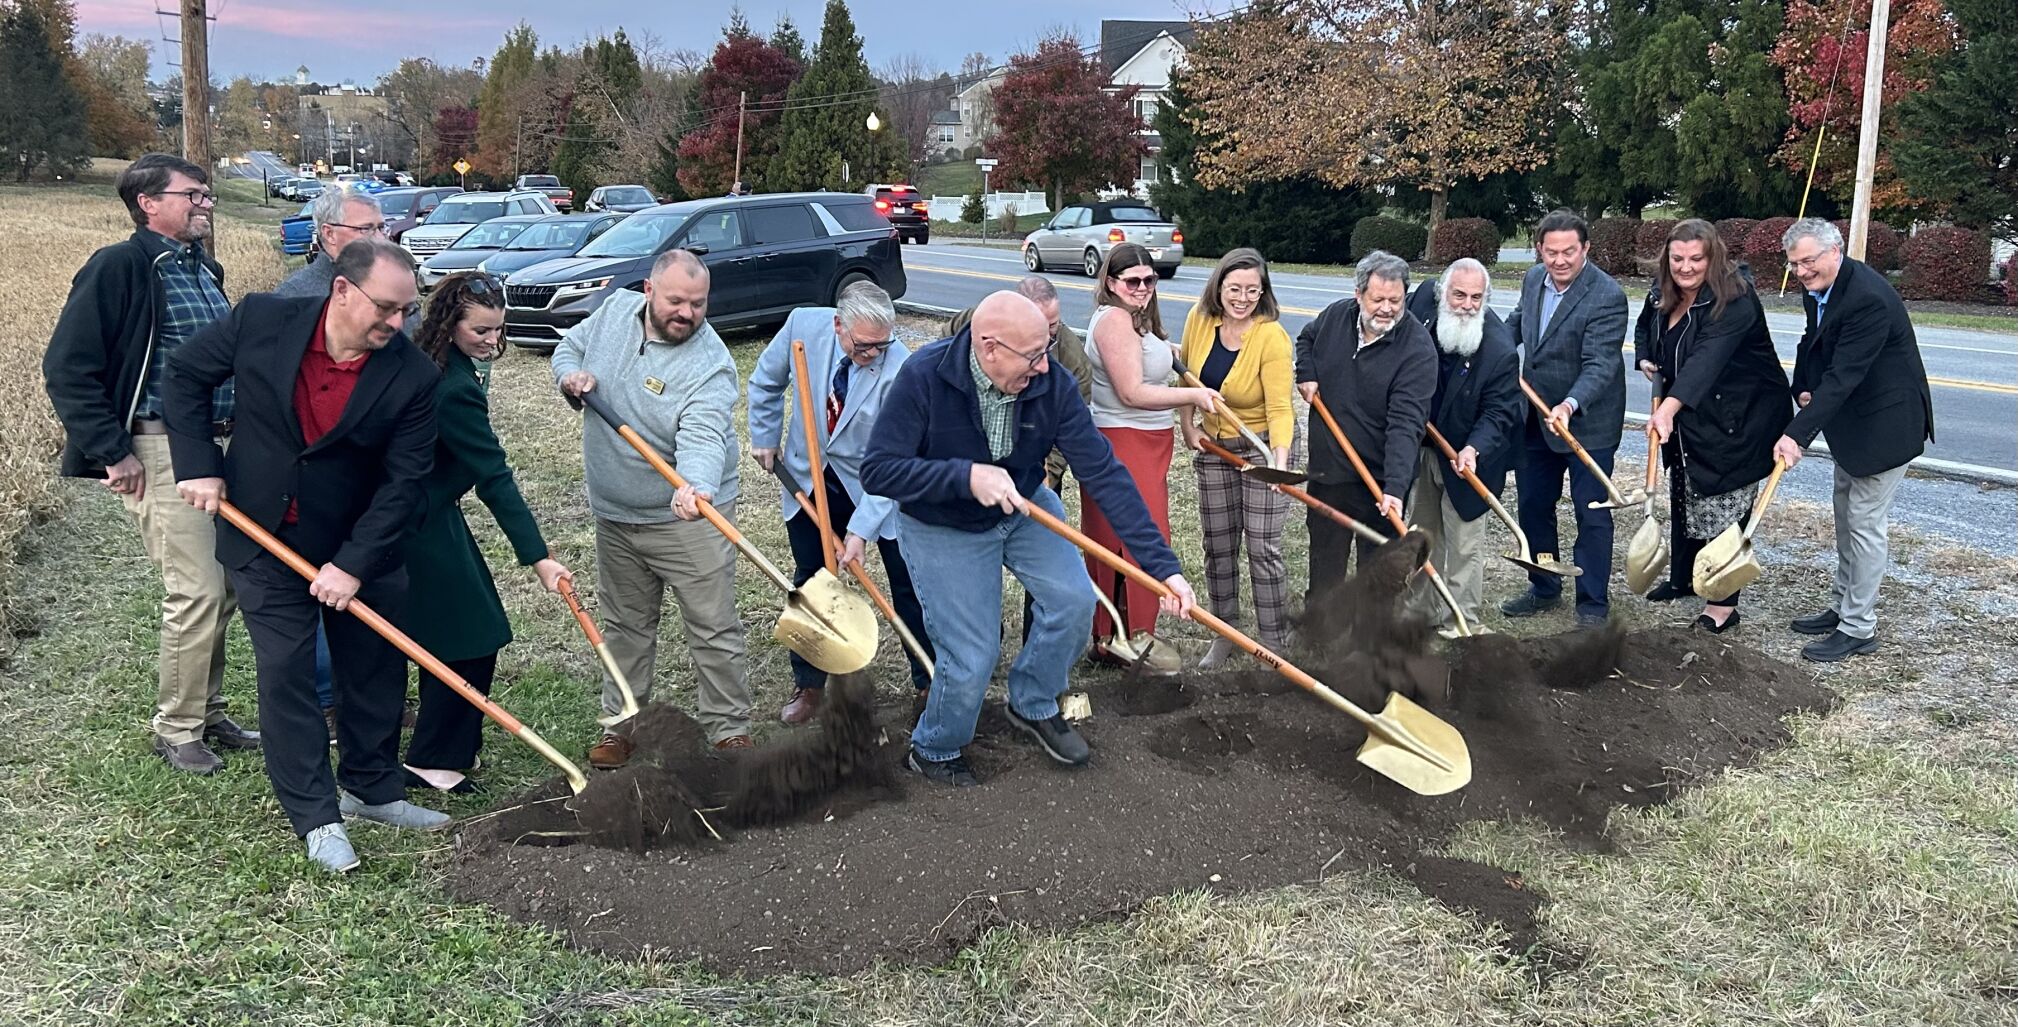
[1832,461,1908,638]
[1407,448,1486,630]
[594,510,752,742]
[119,434,237,743]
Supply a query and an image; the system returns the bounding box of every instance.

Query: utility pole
[1847,0,1890,261]
[180,0,211,170]
[514,115,524,178]
[732,91,747,191]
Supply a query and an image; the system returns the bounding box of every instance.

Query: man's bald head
[971,291,1051,394]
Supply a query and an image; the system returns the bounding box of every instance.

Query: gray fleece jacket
[550,290,740,523]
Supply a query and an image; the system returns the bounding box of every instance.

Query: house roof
[1099,20,1195,74]
[929,110,960,125]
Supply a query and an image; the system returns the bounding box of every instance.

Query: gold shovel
[1693,459,1787,602]
[1168,350,1308,487]
[1518,378,1644,510]
[578,389,878,674]
[1424,423,1580,578]
[1019,498,1471,795]
[1624,424,1670,595]
[765,457,935,677]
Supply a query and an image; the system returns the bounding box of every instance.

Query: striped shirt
[133,235,234,423]
[968,342,1016,460]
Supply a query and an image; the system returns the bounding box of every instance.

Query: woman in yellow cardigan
[1178,248,1297,666]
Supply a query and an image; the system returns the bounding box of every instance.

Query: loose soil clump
[452,549,1833,976]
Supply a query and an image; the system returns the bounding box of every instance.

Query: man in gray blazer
[273,187,385,297]
[1502,210,1629,626]
[749,282,934,722]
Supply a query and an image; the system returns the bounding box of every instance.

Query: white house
[1099,20,1194,194]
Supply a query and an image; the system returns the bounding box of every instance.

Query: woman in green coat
[402,271,570,793]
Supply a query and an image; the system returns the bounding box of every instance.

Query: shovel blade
[1507,552,1582,578]
[1355,692,1472,796]
[1692,545,1759,602]
[774,569,880,673]
[1625,518,1670,594]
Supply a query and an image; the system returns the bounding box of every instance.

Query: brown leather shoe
[153,735,223,775]
[588,731,634,770]
[779,688,823,724]
[713,734,754,750]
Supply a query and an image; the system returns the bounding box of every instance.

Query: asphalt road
[898,241,2017,478]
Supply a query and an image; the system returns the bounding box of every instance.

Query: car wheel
[1083,249,1103,278]
[917,231,929,245]
[1157,265,1177,280]
[1024,246,1044,272]
[832,271,875,304]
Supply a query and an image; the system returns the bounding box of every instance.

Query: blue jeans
[1514,422,1615,616]
[902,487,1095,763]
[313,620,334,710]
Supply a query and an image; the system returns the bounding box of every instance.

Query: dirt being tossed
[452,537,1834,976]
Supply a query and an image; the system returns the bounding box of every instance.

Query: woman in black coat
[1633,218,1792,632]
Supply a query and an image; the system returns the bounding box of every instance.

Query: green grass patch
[915,160,981,198]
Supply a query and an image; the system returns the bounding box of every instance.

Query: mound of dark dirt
[449,626,1832,976]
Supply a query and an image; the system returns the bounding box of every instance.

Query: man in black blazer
[1404,260,1524,634]
[1774,218,1934,662]
[165,238,446,873]
[1502,210,1629,626]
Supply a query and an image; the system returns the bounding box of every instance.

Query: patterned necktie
[827,357,849,433]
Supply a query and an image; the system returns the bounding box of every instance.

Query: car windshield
[521,176,560,187]
[377,194,415,218]
[1106,207,1164,223]
[578,213,687,258]
[603,186,653,204]
[425,200,506,225]
[507,221,592,250]
[448,220,532,249]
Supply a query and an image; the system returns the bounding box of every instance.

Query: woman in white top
[1081,243,1220,669]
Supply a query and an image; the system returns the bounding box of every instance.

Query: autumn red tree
[984,34,1147,209]
[1771,0,1956,219]
[674,28,801,196]
[430,105,479,175]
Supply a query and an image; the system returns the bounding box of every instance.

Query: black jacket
[43,231,226,478]
[1632,281,1792,495]
[1407,281,1523,521]
[163,293,438,581]
[1784,258,1934,477]
[1295,298,1438,499]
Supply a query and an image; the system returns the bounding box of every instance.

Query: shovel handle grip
[1197,437,1390,547]
[790,339,839,576]
[556,577,606,647]
[1423,423,1495,504]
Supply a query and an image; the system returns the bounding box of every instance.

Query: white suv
[400,190,560,259]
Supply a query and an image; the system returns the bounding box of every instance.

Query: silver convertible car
[1022,200,1184,278]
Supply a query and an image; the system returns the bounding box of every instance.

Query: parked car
[266,175,299,198]
[282,178,324,201]
[583,184,658,214]
[418,215,546,289]
[280,200,317,256]
[513,174,574,211]
[399,190,561,260]
[1023,200,1184,278]
[863,183,929,244]
[479,212,626,279]
[375,186,465,244]
[333,173,388,194]
[504,191,906,350]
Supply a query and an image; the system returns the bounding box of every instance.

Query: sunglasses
[1113,273,1157,290]
[463,273,503,297]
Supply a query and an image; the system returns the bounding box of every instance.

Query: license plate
[1150,248,1165,259]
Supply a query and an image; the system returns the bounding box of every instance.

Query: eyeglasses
[1113,273,1158,290]
[329,220,389,235]
[152,188,216,207]
[995,336,1056,372]
[343,276,421,320]
[1221,285,1264,300]
[1787,250,1835,272]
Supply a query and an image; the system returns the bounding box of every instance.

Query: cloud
[75,0,506,47]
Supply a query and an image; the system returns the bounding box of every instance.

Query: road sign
[453,158,471,176]
[975,158,998,170]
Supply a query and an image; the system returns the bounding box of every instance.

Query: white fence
[927,191,1050,223]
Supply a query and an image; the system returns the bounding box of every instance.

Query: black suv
[503,192,909,350]
[865,183,929,244]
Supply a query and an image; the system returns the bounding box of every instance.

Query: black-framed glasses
[997,336,1057,372]
[344,276,421,320]
[152,188,216,207]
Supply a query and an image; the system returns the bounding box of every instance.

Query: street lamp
[865,112,881,132]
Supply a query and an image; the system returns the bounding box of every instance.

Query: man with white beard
[1294,251,1437,592]
[1403,259,1524,633]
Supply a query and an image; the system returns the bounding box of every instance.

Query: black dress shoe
[1646,582,1696,603]
[1790,609,1840,636]
[1803,629,1878,662]
[153,736,223,775]
[1500,591,1562,618]
[204,717,261,750]
[1694,611,1741,634]
[1004,706,1092,766]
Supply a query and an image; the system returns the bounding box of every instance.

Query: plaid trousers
[1193,433,1291,648]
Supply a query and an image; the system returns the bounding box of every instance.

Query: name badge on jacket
[643,377,666,395]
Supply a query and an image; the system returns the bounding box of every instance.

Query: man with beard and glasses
[553,249,752,767]
[1294,250,1437,594]
[1403,259,1523,634]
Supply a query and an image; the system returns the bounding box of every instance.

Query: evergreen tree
[766,0,905,191]
[0,3,90,180]
[960,186,984,224]
[475,24,539,177]
[771,15,807,66]
[1893,0,2016,236]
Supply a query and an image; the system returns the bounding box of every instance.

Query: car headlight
[555,277,613,297]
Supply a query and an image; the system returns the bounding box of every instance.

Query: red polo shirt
[284,305,371,524]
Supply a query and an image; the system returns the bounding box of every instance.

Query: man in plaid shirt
[44,153,258,775]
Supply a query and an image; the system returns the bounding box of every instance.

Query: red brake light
[1107,228,1125,243]
[875,200,891,212]
[1171,229,1184,244]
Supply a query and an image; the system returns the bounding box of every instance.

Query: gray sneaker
[305,823,360,873]
[338,790,452,831]
[152,735,224,775]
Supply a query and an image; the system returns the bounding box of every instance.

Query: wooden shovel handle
[1518,377,1627,502]
[1196,436,1390,547]
[1422,423,1496,505]
[1308,389,1408,537]
[556,576,605,647]
[770,459,934,674]
[1169,348,1274,464]
[1742,459,1787,542]
[790,339,838,576]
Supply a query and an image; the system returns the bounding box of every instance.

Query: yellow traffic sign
[453,159,471,175]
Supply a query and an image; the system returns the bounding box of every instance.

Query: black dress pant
[1305,479,1386,598]
[783,469,934,691]
[406,652,498,771]
[230,537,408,837]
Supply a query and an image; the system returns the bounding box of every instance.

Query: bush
[1899,226,1992,301]
[997,201,1019,236]
[959,187,984,225]
[1589,217,1640,277]
[2002,250,2018,306]
[1714,218,1760,256]
[1429,217,1500,265]
[1831,219,1902,271]
[1744,216,1800,285]
[1634,218,1679,275]
[1350,215,1427,261]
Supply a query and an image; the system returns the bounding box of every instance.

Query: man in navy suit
[1501,210,1629,626]
[1774,218,1934,662]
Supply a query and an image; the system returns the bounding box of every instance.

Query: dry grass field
[0,178,2012,1026]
